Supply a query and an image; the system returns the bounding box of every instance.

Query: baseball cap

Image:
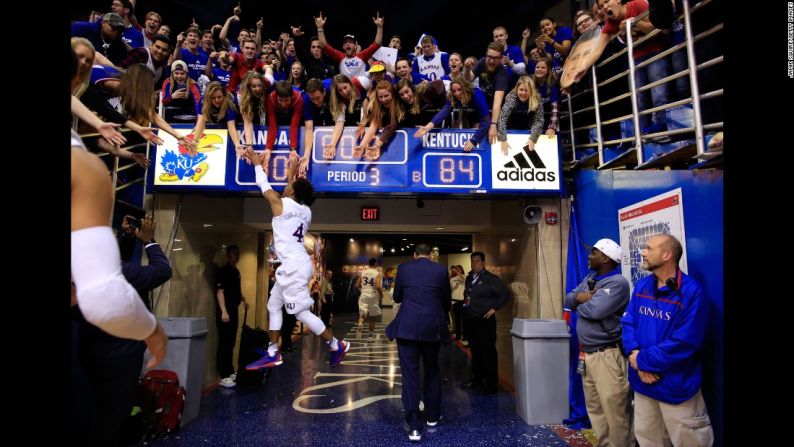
[103,13,125,29]
[171,60,188,73]
[593,239,622,263]
[342,34,357,44]
[368,61,385,73]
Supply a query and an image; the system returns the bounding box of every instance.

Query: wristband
[254,165,272,193]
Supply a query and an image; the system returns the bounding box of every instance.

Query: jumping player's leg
[244,283,286,370]
[266,282,285,354]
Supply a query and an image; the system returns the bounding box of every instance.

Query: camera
[128,217,142,230]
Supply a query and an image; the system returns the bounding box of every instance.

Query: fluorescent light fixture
[461,247,469,252]
[174,239,182,242]
[435,226,445,230]
[172,248,183,251]
[202,224,213,228]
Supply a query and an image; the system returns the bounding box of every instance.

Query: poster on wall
[618,188,688,290]
[153,129,228,186]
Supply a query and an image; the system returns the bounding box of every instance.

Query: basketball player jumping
[244,148,350,369]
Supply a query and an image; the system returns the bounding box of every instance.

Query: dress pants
[396,339,442,430]
[465,314,498,391]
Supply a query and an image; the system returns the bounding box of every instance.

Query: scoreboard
[149,125,561,195]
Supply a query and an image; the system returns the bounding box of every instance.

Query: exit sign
[361,206,380,221]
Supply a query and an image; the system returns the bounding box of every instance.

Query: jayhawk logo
[158,133,224,182]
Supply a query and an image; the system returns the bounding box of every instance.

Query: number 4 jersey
[272,197,312,262]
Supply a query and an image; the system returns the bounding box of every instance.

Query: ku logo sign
[491,134,560,190]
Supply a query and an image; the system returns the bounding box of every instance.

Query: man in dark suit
[385,243,451,442]
[461,251,510,394]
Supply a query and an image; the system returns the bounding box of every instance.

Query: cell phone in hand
[128,217,142,229]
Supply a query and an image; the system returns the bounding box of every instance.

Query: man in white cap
[564,238,633,447]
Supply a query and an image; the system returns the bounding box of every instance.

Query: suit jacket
[386,257,451,342]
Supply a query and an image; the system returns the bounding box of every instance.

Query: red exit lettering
[361,206,380,221]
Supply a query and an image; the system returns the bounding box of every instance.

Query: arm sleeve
[357,42,381,62]
[469,90,491,145]
[121,244,173,293]
[80,85,128,124]
[161,80,173,105]
[266,94,278,149]
[620,290,641,354]
[322,43,345,64]
[290,93,303,148]
[491,275,511,310]
[575,278,630,320]
[563,277,587,310]
[497,92,517,141]
[430,100,452,128]
[72,226,156,340]
[529,100,544,142]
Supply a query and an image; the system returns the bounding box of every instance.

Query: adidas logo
[497,145,556,182]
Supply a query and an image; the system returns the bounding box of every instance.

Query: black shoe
[460,380,480,389]
[408,429,421,441]
[426,415,443,427]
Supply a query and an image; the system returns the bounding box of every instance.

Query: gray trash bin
[511,319,570,425]
[144,317,208,426]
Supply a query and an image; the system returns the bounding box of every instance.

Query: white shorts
[270,260,314,315]
[358,294,382,317]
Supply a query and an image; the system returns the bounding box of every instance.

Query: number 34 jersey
[272,197,312,262]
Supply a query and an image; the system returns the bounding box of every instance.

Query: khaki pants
[582,347,634,447]
[634,389,713,447]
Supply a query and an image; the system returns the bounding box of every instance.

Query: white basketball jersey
[360,267,380,297]
[272,197,312,262]
[416,52,446,81]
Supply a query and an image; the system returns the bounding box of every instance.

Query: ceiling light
[390,248,395,253]
[172,248,183,251]
[402,238,407,241]
[461,247,469,252]
[202,224,213,228]
[174,239,182,242]
[349,238,354,242]
[435,226,445,230]
[511,238,516,242]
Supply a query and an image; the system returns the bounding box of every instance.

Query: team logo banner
[153,129,228,186]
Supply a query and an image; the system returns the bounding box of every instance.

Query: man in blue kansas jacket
[621,234,713,446]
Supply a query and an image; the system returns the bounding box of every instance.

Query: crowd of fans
[71,0,705,168]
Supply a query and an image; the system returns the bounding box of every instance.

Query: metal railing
[559,0,723,169]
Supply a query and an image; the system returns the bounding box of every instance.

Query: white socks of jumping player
[326,337,339,351]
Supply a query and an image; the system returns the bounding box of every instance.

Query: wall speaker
[523,206,542,224]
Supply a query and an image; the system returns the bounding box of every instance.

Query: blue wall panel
[573,170,723,445]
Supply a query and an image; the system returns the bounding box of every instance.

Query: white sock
[268,341,279,356]
[327,337,339,351]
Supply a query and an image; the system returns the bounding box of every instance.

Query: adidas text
[497,168,556,182]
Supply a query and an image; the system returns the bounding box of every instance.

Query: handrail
[562,0,721,168]
[115,177,144,192]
